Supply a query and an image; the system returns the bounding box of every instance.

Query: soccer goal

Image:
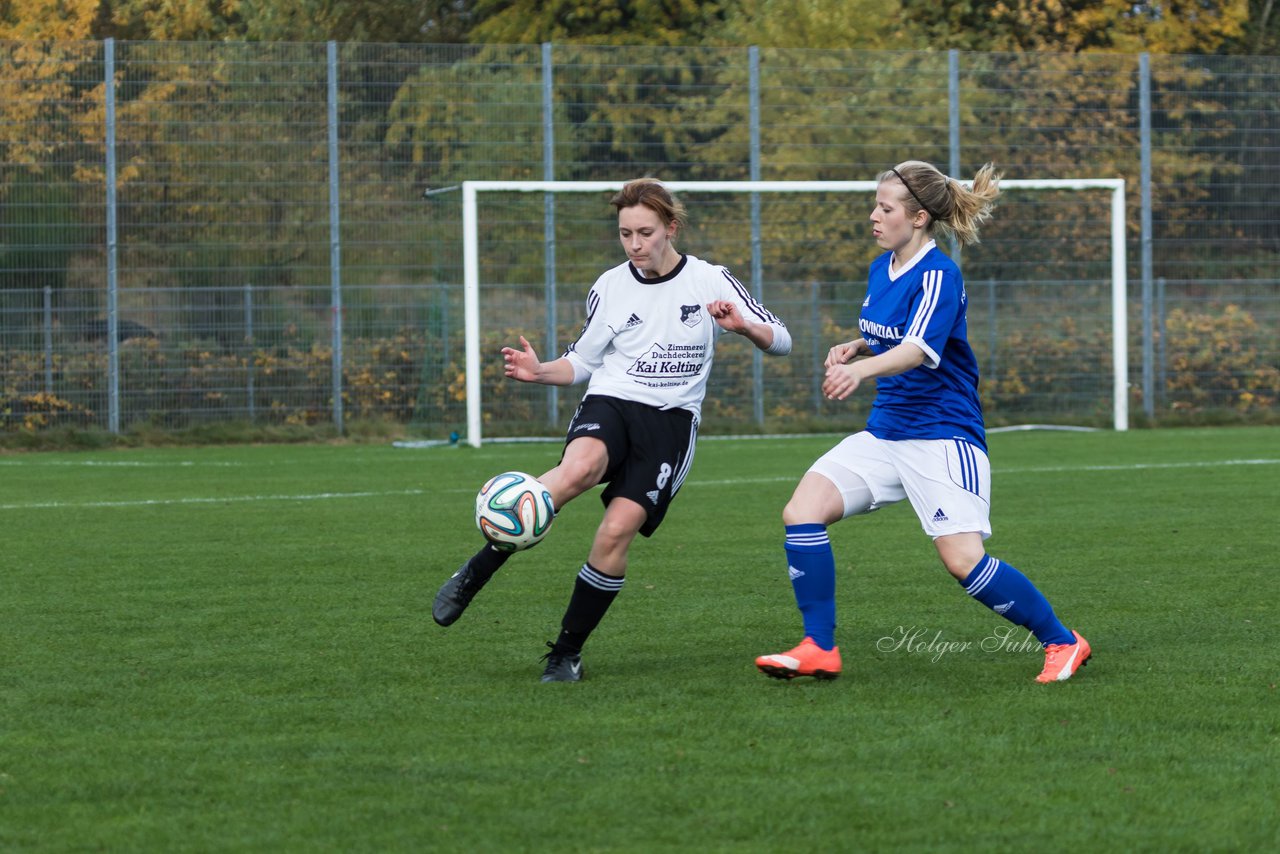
[459,179,1127,447]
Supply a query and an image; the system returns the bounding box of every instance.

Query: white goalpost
[460,179,1128,447]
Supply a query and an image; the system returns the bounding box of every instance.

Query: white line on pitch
[684,457,1280,486]
[0,488,427,511]
[0,459,244,467]
[0,458,1274,512]
[999,458,1280,474]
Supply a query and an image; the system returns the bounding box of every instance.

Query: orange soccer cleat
[1036,630,1092,683]
[755,637,842,680]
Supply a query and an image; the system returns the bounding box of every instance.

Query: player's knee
[781,498,812,526]
[940,555,973,581]
[595,513,641,550]
[556,455,604,495]
[934,537,985,581]
[782,486,843,526]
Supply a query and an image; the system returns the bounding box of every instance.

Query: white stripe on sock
[579,564,625,592]
[964,556,999,597]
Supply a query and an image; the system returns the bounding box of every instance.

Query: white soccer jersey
[561,254,790,419]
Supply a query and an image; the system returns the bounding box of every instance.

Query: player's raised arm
[706,298,792,356]
[502,335,576,385]
[822,341,926,401]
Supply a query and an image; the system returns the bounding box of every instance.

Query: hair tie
[891,168,941,222]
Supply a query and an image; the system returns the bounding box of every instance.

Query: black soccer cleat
[432,559,488,627]
[540,642,583,683]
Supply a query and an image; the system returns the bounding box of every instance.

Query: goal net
[454,179,1126,447]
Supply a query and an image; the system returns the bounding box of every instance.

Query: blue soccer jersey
[858,240,986,449]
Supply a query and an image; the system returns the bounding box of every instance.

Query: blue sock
[961,555,1074,647]
[784,524,837,650]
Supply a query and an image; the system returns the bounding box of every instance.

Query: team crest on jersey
[679,304,702,327]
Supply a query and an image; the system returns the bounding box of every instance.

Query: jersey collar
[888,240,937,281]
[628,253,688,284]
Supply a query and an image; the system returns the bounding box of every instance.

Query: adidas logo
[862,296,871,307]
[994,601,1014,615]
[623,313,643,329]
[787,565,805,580]
[646,489,660,504]
[932,507,949,522]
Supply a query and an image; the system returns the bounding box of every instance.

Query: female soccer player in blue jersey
[755,161,1091,684]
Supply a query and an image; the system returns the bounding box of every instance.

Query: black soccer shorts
[562,394,698,537]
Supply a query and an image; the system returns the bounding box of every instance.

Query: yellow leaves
[131,0,234,41]
[448,372,468,404]
[1158,304,1276,414]
[1119,0,1247,55]
[0,41,97,168]
[0,390,86,431]
[981,302,1277,421]
[901,0,1248,54]
[725,0,904,50]
[0,0,98,40]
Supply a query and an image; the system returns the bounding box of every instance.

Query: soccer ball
[474,471,556,552]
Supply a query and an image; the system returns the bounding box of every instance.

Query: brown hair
[880,161,1001,246]
[610,178,688,233]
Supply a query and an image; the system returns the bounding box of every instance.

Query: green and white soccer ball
[474,471,556,552]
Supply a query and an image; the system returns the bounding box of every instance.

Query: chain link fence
[2,41,1277,436]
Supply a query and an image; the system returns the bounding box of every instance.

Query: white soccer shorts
[808,430,992,539]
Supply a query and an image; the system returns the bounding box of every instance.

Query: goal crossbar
[461,179,1127,447]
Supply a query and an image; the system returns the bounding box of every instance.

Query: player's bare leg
[542,497,646,682]
[538,436,608,509]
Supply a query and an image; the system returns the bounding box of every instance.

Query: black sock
[469,543,512,583]
[553,563,625,655]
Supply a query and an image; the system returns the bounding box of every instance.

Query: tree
[898,0,1247,54]
[468,0,726,46]
[0,1,476,44]
[1229,0,1278,53]
[708,0,909,50]
[235,0,475,43]
[0,0,99,39]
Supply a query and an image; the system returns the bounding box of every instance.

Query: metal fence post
[1139,53,1155,419]
[327,41,344,433]
[1156,276,1166,411]
[949,49,962,262]
[749,45,764,426]
[245,282,256,421]
[105,38,120,433]
[811,280,821,414]
[949,49,961,178]
[988,278,998,382]
[43,285,54,395]
[543,41,559,428]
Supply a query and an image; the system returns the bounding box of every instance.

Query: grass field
[2,427,1278,851]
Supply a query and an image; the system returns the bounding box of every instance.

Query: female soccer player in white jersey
[433,177,792,682]
[754,161,1091,684]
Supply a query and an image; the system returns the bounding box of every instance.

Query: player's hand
[825,341,862,368]
[502,335,542,382]
[822,362,863,401]
[706,300,746,333]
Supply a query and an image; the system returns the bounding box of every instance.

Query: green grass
[2,427,1278,851]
